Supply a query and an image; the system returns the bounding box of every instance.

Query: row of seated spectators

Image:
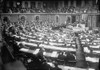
[2,17,99,37]
[2,17,100,48]
[2,18,75,43]
[1,18,78,70]
[1,17,100,69]
[2,5,99,13]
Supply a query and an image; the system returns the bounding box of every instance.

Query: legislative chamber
[0,0,100,70]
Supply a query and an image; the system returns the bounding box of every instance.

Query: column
[25,1,28,8]
[81,0,85,7]
[36,1,38,8]
[28,1,31,8]
[88,0,93,7]
[92,15,96,29]
[58,1,61,9]
[38,1,42,9]
[13,1,16,7]
[7,1,10,7]
[62,1,64,8]
[88,15,92,28]
[41,2,43,9]
[68,1,71,7]
[73,0,76,7]
[22,1,25,8]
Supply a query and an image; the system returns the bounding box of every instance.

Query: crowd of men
[0,0,100,70]
[2,4,98,13]
[1,0,99,13]
[0,14,100,70]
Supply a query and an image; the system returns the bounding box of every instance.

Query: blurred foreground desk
[58,65,95,70]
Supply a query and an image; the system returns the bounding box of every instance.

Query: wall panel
[1,13,99,28]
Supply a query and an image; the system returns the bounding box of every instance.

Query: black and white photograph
[0,0,100,70]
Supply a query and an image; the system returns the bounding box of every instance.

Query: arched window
[19,15,27,26]
[19,15,26,22]
[67,16,71,23]
[34,15,40,22]
[35,15,40,23]
[55,15,59,23]
[72,15,76,23]
[3,17,9,22]
[36,16,39,21]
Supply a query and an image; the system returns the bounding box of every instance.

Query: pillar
[41,2,43,9]
[73,0,76,7]
[68,1,71,7]
[38,1,42,9]
[62,1,64,8]
[88,0,93,7]
[7,1,10,7]
[22,1,25,8]
[13,1,16,7]
[58,1,61,9]
[28,1,31,8]
[88,15,92,29]
[92,15,96,29]
[81,0,85,7]
[36,1,38,8]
